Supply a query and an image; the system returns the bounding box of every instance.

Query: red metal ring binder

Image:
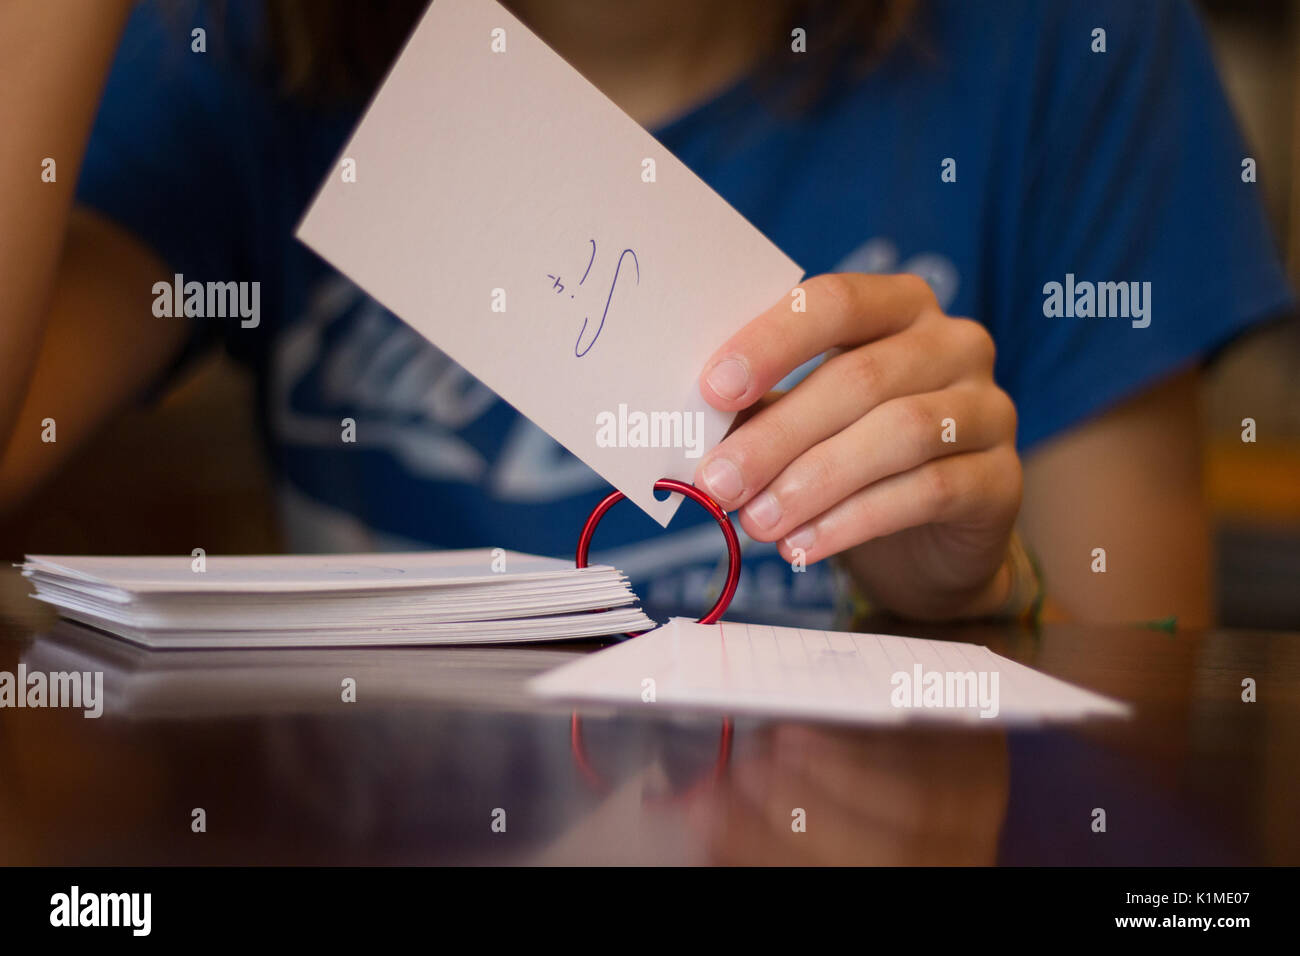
[574,477,741,637]
[571,477,739,797]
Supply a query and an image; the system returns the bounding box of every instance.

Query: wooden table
[1,567,1296,865]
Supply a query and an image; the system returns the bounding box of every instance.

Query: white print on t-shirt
[833,238,960,311]
[274,276,606,501]
[773,238,962,391]
[274,276,496,484]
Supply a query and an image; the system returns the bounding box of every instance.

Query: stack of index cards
[20,550,654,649]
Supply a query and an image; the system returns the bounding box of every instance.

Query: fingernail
[700,457,744,502]
[784,525,816,552]
[742,491,781,531]
[705,357,750,401]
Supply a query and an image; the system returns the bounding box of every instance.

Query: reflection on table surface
[1,592,1297,865]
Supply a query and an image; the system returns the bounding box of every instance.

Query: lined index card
[529,619,1132,726]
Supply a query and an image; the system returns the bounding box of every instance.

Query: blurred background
[1,0,1297,629]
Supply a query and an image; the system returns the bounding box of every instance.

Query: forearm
[1019,370,1213,628]
[0,0,133,445]
[0,209,188,516]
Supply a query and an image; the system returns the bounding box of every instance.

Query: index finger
[698,272,935,411]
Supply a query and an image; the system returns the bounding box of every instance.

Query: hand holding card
[296,0,803,525]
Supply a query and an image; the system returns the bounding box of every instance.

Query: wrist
[839,532,1042,625]
[969,532,1043,624]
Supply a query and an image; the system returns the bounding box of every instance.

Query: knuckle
[952,317,995,366]
[842,493,878,540]
[850,346,883,398]
[743,409,799,474]
[993,387,1019,438]
[897,272,936,305]
[835,347,883,409]
[895,397,935,446]
[995,442,1023,481]
[812,272,861,326]
[923,461,957,514]
[766,405,804,454]
[794,445,836,493]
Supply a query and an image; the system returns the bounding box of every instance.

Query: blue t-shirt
[76,0,1292,626]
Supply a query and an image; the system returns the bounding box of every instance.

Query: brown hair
[259,0,919,107]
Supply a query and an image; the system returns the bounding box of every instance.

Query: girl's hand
[694,273,1022,620]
